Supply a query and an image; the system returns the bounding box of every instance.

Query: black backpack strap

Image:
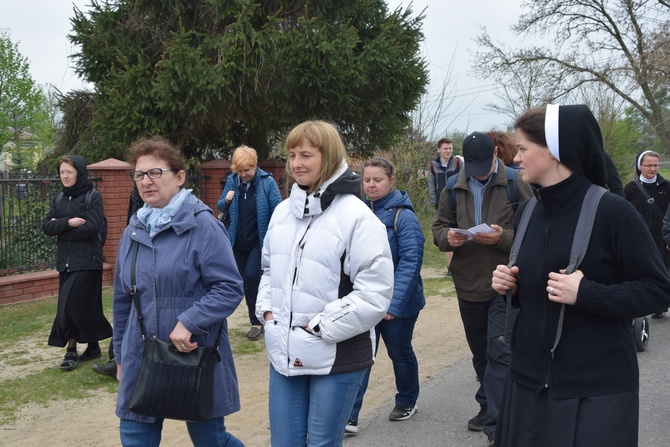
[550,185,607,357]
[505,167,519,212]
[634,179,665,220]
[446,174,458,215]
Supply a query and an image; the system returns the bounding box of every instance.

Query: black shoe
[652,310,667,319]
[467,406,487,431]
[246,325,264,340]
[92,360,118,379]
[388,404,417,421]
[60,352,79,371]
[445,269,453,278]
[79,346,102,362]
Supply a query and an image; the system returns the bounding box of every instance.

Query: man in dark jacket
[432,132,533,446]
[428,138,462,277]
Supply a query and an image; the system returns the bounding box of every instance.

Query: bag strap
[634,179,665,220]
[500,197,538,342]
[549,184,606,357]
[502,184,606,348]
[128,241,223,353]
[129,242,146,341]
[393,207,402,235]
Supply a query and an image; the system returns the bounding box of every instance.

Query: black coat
[42,157,105,272]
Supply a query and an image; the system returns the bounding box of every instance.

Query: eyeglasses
[641,164,660,168]
[130,168,174,182]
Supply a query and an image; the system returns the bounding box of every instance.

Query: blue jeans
[268,365,365,447]
[349,314,420,424]
[233,245,262,326]
[119,417,244,447]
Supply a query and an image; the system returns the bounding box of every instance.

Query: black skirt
[48,270,113,347]
[495,379,638,447]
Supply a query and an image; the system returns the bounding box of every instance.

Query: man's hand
[447,229,469,247]
[472,224,503,246]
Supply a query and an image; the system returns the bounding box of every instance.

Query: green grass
[0,287,264,424]
[0,209,450,424]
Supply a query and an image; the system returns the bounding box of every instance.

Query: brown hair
[437,138,453,147]
[363,157,395,178]
[488,131,518,166]
[514,107,548,148]
[285,120,347,193]
[127,136,187,186]
[128,136,186,172]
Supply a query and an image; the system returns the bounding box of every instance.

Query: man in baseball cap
[432,130,532,445]
[463,132,496,178]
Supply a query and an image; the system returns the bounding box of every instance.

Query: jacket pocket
[288,326,336,373]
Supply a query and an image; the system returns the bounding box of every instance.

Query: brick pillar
[88,158,135,285]
[197,159,232,215]
[259,158,288,199]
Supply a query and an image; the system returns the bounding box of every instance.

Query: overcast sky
[3,0,524,137]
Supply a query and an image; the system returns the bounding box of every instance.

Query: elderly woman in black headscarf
[43,155,112,371]
[491,105,670,447]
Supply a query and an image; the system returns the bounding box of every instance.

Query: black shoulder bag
[127,241,222,422]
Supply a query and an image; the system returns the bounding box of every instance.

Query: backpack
[445,166,519,216]
[55,189,108,246]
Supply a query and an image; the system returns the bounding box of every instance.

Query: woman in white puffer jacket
[256,120,393,447]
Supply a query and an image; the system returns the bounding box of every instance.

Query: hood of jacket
[366,188,415,214]
[290,161,361,218]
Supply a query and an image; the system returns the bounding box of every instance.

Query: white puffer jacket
[256,162,393,376]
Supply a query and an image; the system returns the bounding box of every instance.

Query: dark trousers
[234,245,262,326]
[349,314,420,423]
[458,295,517,436]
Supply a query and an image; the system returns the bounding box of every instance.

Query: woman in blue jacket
[348,157,426,431]
[217,146,282,340]
[114,136,245,446]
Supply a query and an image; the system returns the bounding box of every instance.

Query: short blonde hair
[231,145,258,173]
[285,121,346,193]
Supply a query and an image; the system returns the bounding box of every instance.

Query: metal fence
[0,169,204,276]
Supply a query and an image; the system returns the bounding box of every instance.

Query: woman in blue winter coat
[347,157,426,432]
[217,146,282,340]
[113,137,245,446]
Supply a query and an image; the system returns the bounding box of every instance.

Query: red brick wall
[0,158,286,306]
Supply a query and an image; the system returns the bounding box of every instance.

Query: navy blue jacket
[217,167,282,248]
[366,189,425,318]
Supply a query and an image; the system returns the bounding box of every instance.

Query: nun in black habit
[491,104,670,447]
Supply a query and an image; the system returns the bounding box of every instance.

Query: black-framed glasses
[641,164,660,168]
[130,168,174,182]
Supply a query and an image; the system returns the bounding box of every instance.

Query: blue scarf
[137,188,193,238]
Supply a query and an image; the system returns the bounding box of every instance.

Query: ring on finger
[550,287,555,295]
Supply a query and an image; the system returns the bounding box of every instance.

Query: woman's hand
[170,321,197,352]
[492,264,519,295]
[68,217,86,227]
[225,190,235,204]
[546,269,583,305]
[383,313,396,321]
[116,363,122,381]
[263,311,274,322]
